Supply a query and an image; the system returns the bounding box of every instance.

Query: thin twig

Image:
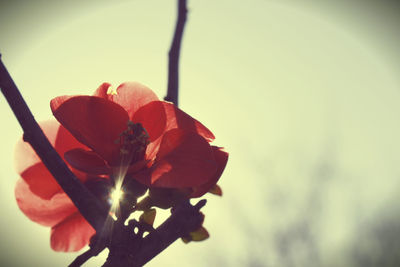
[164,0,188,106]
[0,55,109,232]
[112,1,203,265]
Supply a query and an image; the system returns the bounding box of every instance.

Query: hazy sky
[1,1,400,266]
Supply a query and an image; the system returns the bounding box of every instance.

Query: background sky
[2,0,400,266]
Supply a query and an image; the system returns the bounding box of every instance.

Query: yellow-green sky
[1,0,400,266]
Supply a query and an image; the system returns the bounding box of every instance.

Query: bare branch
[0,55,109,232]
[164,0,188,106]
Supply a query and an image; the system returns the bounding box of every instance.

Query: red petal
[144,103,215,161]
[64,148,109,175]
[51,96,129,164]
[19,162,87,201]
[190,146,228,198]
[132,101,166,142]
[145,138,163,162]
[208,184,223,196]
[50,212,95,252]
[93,82,159,120]
[21,163,62,200]
[15,179,77,227]
[162,102,215,142]
[15,120,86,175]
[93,82,112,98]
[136,129,217,188]
[126,159,150,174]
[50,95,75,113]
[15,121,87,199]
[55,123,89,157]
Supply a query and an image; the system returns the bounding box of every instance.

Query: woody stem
[165,0,187,106]
[0,55,110,233]
[103,199,206,267]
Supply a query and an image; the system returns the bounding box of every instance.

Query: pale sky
[1,0,400,266]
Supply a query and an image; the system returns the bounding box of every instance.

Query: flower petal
[126,159,150,174]
[190,146,228,198]
[145,103,215,161]
[51,96,129,164]
[50,212,95,252]
[64,148,109,175]
[20,163,62,200]
[145,138,163,163]
[132,101,166,142]
[94,82,159,119]
[208,184,223,196]
[49,95,75,113]
[136,129,217,188]
[93,82,112,98]
[15,121,87,199]
[55,122,89,156]
[162,102,215,142]
[15,179,77,227]
[14,120,86,175]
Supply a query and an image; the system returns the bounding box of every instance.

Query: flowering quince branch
[1,0,228,265]
[2,62,227,265]
[0,55,109,232]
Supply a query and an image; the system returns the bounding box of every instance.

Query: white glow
[110,187,124,205]
[109,176,125,210]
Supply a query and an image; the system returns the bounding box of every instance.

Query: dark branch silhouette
[165,0,188,106]
[102,199,206,267]
[0,55,109,232]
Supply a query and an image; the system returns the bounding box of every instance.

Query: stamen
[115,121,150,164]
[106,85,118,95]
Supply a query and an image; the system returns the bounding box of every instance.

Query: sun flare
[109,178,125,210]
[111,188,124,203]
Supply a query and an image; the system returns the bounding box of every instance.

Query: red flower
[15,82,228,252]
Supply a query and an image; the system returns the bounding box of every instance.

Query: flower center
[116,120,149,164]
